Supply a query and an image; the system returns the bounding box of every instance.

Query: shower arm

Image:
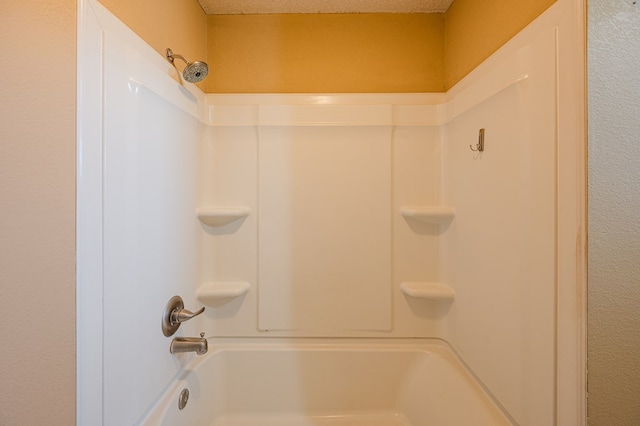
[166,48,190,66]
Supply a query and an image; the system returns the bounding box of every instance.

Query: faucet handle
[171,306,205,325]
[162,296,205,337]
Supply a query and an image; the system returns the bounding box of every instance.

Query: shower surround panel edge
[76,0,586,424]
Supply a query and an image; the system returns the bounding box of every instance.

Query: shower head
[183,61,209,83]
[165,48,209,83]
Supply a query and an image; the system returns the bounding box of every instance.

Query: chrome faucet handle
[171,306,205,325]
[162,296,205,337]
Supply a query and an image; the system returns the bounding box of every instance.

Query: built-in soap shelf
[400,282,455,301]
[196,282,251,306]
[400,206,455,224]
[196,206,250,227]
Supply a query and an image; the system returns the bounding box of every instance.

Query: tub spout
[170,332,208,355]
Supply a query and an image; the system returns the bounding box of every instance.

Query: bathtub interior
[139,340,512,426]
[78,0,583,425]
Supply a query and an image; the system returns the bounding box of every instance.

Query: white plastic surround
[196,206,250,227]
[77,0,585,424]
[77,1,204,424]
[400,282,455,301]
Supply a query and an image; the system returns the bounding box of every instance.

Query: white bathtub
[138,339,513,425]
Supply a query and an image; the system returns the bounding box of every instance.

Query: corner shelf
[400,206,455,224]
[196,206,250,227]
[196,282,251,306]
[400,282,455,301]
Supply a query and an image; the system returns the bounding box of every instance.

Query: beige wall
[444,0,557,89]
[588,1,640,424]
[206,14,444,93]
[0,1,76,425]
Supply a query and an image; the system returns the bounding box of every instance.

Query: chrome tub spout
[170,332,208,355]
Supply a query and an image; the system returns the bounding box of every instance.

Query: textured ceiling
[198,0,455,15]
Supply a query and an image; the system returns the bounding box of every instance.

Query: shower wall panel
[200,95,445,337]
[198,126,259,335]
[99,25,207,426]
[440,16,561,426]
[258,126,393,332]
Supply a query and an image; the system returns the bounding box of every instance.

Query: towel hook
[470,128,485,152]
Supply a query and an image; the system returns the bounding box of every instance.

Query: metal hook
[470,128,485,152]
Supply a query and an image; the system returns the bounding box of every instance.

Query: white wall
[441,16,559,426]
[78,2,208,423]
[440,2,586,423]
[199,95,445,338]
[101,64,203,426]
[0,1,76,425]
[588,1,640,424]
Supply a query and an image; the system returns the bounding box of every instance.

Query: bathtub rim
[136,337,516,425]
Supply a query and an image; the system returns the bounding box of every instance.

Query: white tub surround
[77,0,585,424]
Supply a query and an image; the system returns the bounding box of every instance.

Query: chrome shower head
[165,48,209,83]
[183,61,209,83]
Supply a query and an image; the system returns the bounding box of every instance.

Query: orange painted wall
[97,0,558,93]
[444,0,557,89]
[206,14,444,93]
